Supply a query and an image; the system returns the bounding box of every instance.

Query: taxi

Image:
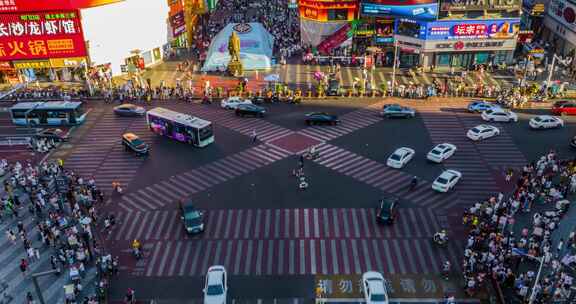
[122,133,149,155]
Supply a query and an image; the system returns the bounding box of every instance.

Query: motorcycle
[132,247,142,259]
[433,232,448,245]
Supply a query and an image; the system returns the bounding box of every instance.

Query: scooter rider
[442,260,451,279]
[410,176,418,190]
[131,239,142,259]
[434,230,448,244]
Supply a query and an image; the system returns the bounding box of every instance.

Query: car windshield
[390,154,401,161]
[371,294,386,302]
[471,128,480,133]
[131,138,145,146]
[184,210,201,220]
[206,284,224,296]
[436,177,448,184]
[430,149,441,155]
[485,110,493,115]
[534,117,543,122]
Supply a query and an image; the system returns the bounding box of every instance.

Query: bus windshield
[198,124,213,141]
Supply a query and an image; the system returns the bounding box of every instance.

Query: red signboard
[0,10,87,61]
[0,0,124,12]
[453,24,487,36]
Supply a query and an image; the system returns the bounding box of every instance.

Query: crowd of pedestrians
[460,150,576,303]
[1,159,115,303]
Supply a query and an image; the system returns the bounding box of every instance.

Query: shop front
[394,18,521,68]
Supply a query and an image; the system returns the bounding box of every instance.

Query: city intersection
[42,96,576,303]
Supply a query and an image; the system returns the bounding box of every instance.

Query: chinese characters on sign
[441,0,520,11]
[453,24,487,36]
[0,10,86,61]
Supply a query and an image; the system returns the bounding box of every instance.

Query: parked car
[221,97,252,109]
[386,147,415,169]
[381,104,416,118]
[36,128,69,142]
[122,133,149,155]
[529,115,564,129]
[376,198,398,225]
[466,125,500,141]
[203,266,227,304]
[361,272,389,304]
[235,104,266,117]
[179,201,204,234]
[467,100,499,113]
[552,100,576,116]
[304,112,339,125]
[113,103,145,116]
[432,170,462,193]
[481,108,518,122]
[426,143,456,163]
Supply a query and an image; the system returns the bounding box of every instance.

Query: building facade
[541,0,576,56]
[298,0,358,47]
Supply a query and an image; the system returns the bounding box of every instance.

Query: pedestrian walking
[19,259,28,276]
[26,291,34,304]
[557,238,564,257]
[251,129,258,143]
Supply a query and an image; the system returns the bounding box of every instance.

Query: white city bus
[146,107,214,147]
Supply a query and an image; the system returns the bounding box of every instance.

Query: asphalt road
[44,97,576,303]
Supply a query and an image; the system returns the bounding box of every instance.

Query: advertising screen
[0,0,124,12]
[440,0,520,11]
[424,19,520,40]
[361,0,438,20]
[0,10,87,61]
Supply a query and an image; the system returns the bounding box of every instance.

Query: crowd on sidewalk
[0,159,115,303]
[460,150,576,303]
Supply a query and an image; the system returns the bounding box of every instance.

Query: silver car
[381,104,416,118]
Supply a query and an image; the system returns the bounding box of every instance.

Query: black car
[179,201,204,234]
[235,104,266,117]
[327,79,340,96]
[36,128,69,142]
[114,104,146,117]
[376,197,398,224]
[122,133,149,155]
[251,96,266,105]
[305,112,339,125]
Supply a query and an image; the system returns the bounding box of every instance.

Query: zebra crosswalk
[117,144,292,212]
[139,237,463,277]
[108,207,443,242]
[418,107,501,207]
[298,102,384,142]
[173,104,295,143]
[311,144,460,210]
[453,113,527,168]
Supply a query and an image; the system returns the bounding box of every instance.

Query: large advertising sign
[0,10,87,61]
[298,0,357,21]
[424,19,520,40]
[170,11,186,36]
[0,0,124,12]
[440,0,520,11]
[361,0,438,21]
[549,0,576,33]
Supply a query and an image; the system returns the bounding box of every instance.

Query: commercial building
[392,0,522,69]
[298,0,358,47]
[541,0,576,56]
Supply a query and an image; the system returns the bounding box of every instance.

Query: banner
[440,0,520,11]
[0,0,124,12]
[49,56,86,68]
[424,19,520,40]
[13,60,51,69]
[549,0,576,33]
[0,10,87,61]
[361,0,438,21]
[170,10,186,36]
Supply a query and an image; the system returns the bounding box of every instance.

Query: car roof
[440,170,457,178]
[122,133,139,140]
[207,266,225,284]
[116,103,137,108]
[394,147,413,154]
[367,279,386,294]
[536,115,554,119]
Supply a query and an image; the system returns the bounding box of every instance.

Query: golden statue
[227,31,243,76]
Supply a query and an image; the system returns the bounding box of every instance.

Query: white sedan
[220,97,252,109]
[362,272,389,304]
[203,265,227,304]
[466,124,500,141]
[481,108,518,122]
[386,147,415,169]
[432,169,462,193]
[427,143,457,163]
[529,115,564,129]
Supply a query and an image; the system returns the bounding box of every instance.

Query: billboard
[0,0,124,12]
[424,19,520,40]
[548,0,576,33]
[361,0,438,20]
[440,0,520,11]
[0,10,87,61]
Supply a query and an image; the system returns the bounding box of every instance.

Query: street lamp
[391,38,399,97]
[513,248,545,304]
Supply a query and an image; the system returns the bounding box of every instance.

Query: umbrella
[264,74,280,82]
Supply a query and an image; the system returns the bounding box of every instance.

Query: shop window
[437,54,451,66]
[327,9,348,21]
[475,53,489,64]
[493,51,508,64]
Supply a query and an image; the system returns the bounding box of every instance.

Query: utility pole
[391,38,398,97]
[528,255,545,304]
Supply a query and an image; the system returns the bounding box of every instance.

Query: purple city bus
[146,107,214,147]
